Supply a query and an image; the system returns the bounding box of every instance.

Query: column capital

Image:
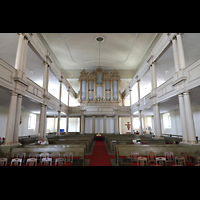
[152,61,156,64]
[178,93,183,97]
[183,91,191,95]
[40,103,45,107]
[17,33,24,36]
[17,94,23,98]
[172,36,177,41]
[9,91,18,96]
[24,35,29,41]
[43,61,49,66]
[150,61,156,66]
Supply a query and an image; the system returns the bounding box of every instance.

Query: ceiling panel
[41,33,159,92]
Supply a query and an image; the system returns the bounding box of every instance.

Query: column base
[187,140,198,144]
[180,140,188,144]
[13,142,22,145]
[180,140,198,145]
[2,142,19,146]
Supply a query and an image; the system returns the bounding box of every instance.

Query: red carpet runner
[86,141,115,166]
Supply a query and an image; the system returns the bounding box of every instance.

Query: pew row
[47,134,94,152]
[48,139,90,152]
[115,144,200,166]
[11,145,85,166]
[105,135,165,152]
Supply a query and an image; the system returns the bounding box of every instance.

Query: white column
[130,114,133,134]
[13,94,23,144]
[92,116,95,133]
[81,115,85,134]
[39,104,45,139]
[129,89,132,106]
[177,34,186,70]
[57,111,61,136]
[66,116,69,134]
[80,80,82,101]
[58,79,62,136]
[67,89,70,106]
[103,116,107,134]
[172,38,180,73]
[178,94,188,142]
[153,103,162,138]
[183,92,197,144]
[43,105,47,138]
[14,33,24,71]
[139,110,143,135]
[137,80,140,102]
[43,61,49,90]
[4,91,18,145]
[114,115,119,134]
[59,80,62,103]
[122,98,125,106]
[150,62,157,90]
[21,37,28,73]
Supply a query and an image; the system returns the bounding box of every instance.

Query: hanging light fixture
[95,36,105,101]
[95,36,105,67]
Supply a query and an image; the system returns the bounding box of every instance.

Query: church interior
[1,33,200,166]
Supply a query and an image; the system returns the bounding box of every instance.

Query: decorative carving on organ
[78,67,120,104]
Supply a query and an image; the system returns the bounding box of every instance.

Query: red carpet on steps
[86,141,115,166]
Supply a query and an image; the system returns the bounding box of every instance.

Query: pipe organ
[78,67,121,104]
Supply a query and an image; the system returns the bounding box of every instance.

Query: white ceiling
[40,33,161,93]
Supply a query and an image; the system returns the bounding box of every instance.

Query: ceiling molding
[60,33,140,65]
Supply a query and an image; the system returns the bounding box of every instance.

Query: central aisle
[87,141,114,166]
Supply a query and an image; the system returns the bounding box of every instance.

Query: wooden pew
[110,139,165,153]
[11,145,85,166]
[48,139,90,152]
[115,144,200,166]
[105,135,165,152]
[47,134,94,151]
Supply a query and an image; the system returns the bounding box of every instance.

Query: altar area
[95,133,105,141]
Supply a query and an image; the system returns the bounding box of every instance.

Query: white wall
[68,117,80,132]
[84,116,114,134]
[0,106,8,138]
[95,117,103,133]
[0,105,39,138]
[119,117,131,134]
[168,110,181,135]
[106,117,114,134]
[19,111,40,136]
[192,105,200,138]
[69,95,80,106]
[85,117,92,133]
[161,104,200,138]
[124,94,130,106]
